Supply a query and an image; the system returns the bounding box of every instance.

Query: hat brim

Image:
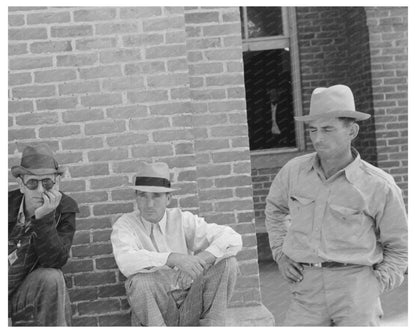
[128,185,178,193]
[294,110,371,122]
[11,166,65,178]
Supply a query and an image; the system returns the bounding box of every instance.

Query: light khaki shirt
[265,149,408,293]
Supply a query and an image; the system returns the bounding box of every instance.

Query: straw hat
[295,84,371,122]
[130,162,178,193]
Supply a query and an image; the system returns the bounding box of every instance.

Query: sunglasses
[21,177,56,191]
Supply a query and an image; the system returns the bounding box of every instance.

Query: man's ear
[16,177,25,194]
[166,192,172,204]
[350,123,359,141]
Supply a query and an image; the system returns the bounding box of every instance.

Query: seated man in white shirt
[111,161,242,326]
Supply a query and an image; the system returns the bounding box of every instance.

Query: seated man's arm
[31,193,78,268]
[111,218,171,278]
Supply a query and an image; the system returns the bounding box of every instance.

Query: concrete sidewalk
[259,260,408,326]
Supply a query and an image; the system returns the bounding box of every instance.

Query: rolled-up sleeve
[373,182,408,293]
[182,212,242,260]
[111,218,170,278]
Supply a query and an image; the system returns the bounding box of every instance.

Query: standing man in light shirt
[111,161,242,326]
[265,85,408,326]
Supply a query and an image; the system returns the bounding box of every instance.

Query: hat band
[135,177,171,188]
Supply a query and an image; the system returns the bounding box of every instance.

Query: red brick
[189,62,223,75]
[96,22,139,35]
[78,299,120,315]
[77,205,90,218]
[198,164,231,178]
[227,87,245,98]
[238,261,260,276]
[111,189,136,201]
[194,139,229,151]
[68,287,97,302]
[152,129,193,142]
[215,175,252,188]
[127,90,169,103]
[206,73,244,86]
[76,37,117,51]
[131,144,174,158]
[172,114,192,127]
[95,256,118,270]
[27,11,70,24]
[69,164,109,178]
[97,284,126,299]
[9,27,47,40]
[9,43,28,56]
[15,112,58,126]
[222,11,240,22]
[10,56,52,70]
[71,191,108,203]
[124,61,166,75]
[63,259,94,274]
[74,8,116,22]
[171,87,189,99]
[57,53,98,67]
[100,49,142,64]
[149,102,191,115]
[120,7,162,19]
[187,37,222,50]
[106,105,147,119]
[166,31,186,44]
[185,26,201,38]
[177,169,196,181]
[233,162,252,174]
[81,93,123,107]
[237,248,258,261]
[199,188,233,201]
[90,175,129,189]
[112,160,141,174]
[212,150,250,163]
[167,59,188,72]
[63,109,104,123]
[72,231,90,245]
[98,313,130,326]
[102,76,145,91]
[9,14,25,26]
[72,244,114,259]
[51,25,93,38]
[143,16,184,32]
[9,72,32,86]
[92,230,112,243]
[190,88,226,100]
[30,40,72,54]
[79,65,122,80]
[207,100,246,112]
[72,316,98,326]
[12,84,55,98]
[122,33,164,47]
[60,179,86,192]
[211,125,248,138]
[185,12,219,24]
[145,45,187,59]
[93,203,134,216]
[215,199,254,212]
[36,97,78,110]
[9,128,36,141]
[39,124,80,138]
[75,217,112,231]
[34,69,76,83]
[106,133,148,146]
[204,213,235,225]
[129,117,169,131]
[205,48,242,60]
[147,73,188,88]
[55,152,83,164]
[160,156,196,169]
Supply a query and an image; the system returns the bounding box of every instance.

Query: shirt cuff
[205,245,222,258]
[152,252,171,267]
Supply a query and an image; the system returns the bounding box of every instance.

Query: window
[240,7,304,152]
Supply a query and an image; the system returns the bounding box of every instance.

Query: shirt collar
[17,196,25,224]
[309,148,362,183]
[141,211,167,236]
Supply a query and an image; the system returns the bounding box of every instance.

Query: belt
[299,261,354,268]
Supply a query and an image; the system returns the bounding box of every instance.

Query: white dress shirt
[111,208,242,278]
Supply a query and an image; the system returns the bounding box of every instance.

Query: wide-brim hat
[294,84,371,122]
[11,143,64,178]
[130,161,178,193]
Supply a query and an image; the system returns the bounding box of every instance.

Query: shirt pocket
[288,195,315,235]
[328,204,364,238]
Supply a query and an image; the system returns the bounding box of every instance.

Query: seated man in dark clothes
[8,143,79,326]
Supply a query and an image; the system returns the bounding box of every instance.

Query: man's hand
[167,253,208,280]
[195,251,216,270]
[176,270,194,290]
[277,254,304,283]
[34,189,62,219]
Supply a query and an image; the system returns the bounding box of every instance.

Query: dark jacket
[8,189,79,269]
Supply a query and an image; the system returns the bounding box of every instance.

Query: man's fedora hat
[295,84,371,122]
[131,162,178,193]
[11,144,64,178]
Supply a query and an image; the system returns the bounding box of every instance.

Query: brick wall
[8,6,261,325]
[251,7,408,224]
[365,7,408,202]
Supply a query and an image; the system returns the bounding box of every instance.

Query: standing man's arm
[373,183,408,293]
[31,192,78,268]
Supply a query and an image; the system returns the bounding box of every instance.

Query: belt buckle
[312,262,322,268]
